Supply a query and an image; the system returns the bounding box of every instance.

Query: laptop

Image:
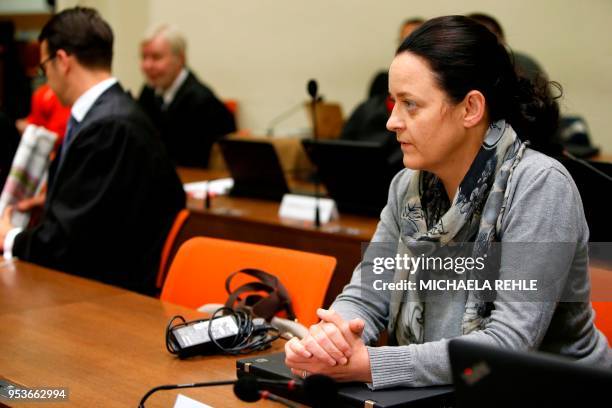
[218,139,291,201]
[301,139,403,216]
[449,339,612,407]
[236,352,453,408]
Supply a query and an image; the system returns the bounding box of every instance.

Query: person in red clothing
[16,83,71,147]
[12,84,71,217]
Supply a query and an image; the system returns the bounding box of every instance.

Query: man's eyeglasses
[38,54,57,77]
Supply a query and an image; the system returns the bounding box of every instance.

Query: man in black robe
[0,7,186,296]
[138,24,236,168]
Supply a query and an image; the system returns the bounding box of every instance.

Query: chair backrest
[156,209,191,290]
[161,237,336,326]
[590,266,612,346]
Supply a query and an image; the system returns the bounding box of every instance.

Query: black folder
[236,352,453,408]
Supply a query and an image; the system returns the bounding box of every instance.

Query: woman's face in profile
[387,52,466,173]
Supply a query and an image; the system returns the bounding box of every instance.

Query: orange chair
[592,302,612,346]
[590,266,612,346]
[161,237,336,326]
[156,209,191,290]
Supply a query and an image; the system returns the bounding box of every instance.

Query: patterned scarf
[388,120,528,345]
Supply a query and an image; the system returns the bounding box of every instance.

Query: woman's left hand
[284,309,373,383]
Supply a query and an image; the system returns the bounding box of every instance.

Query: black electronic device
[236,352,453,407]
[166,308,281,359]
[449,338,612,408]
[166,315,241,358]
[302,138,403,216]
[218,138,290,201]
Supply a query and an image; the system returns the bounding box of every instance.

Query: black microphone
[234,374,338,407]
[307,79,319,141]
[138,379,235,408]
[307,79,318,99]
[307,79,322,229]
[234,375,298,407]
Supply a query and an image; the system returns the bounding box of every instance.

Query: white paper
[0,125,57,228]
[183,178,234,199]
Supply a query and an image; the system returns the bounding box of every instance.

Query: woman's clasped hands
[284,308,372,383]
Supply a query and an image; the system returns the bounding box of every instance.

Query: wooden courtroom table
[1,261,610,407]
[178,167,379,307]
[0,260,282,407]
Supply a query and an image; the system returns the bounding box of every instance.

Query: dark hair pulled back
[397,15,561,153]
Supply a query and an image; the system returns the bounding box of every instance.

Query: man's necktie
[59,115,78,161]
[154,94,165,111]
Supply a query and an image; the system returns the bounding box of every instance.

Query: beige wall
[59,0,612,151]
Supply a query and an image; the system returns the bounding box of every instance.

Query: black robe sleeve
[14,115,185,294]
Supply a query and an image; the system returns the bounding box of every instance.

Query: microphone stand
[259,390,299,407]
[308,79,321,228]
[266,101,306,137]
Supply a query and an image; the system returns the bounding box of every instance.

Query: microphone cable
[138,379,235,408]
[562,150,612,183]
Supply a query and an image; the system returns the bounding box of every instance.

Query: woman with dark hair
[285,15,611,388]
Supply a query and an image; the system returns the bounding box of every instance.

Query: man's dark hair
[39,7,113,70]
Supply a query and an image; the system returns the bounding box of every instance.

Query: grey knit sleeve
[331,168,411,344]
[335,158,602,389]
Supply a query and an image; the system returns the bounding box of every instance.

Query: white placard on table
[173,393,214,408]
[278,193,338,224]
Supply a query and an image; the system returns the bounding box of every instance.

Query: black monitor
[217,139,290,201]
[555,155,612,242]
[302,139,403,216]
[449,339,612,408]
